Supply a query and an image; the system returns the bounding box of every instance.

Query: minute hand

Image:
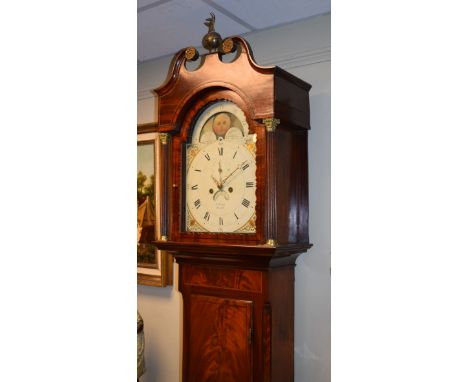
[221,160,248,186]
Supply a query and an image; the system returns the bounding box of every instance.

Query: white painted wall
[137,13,330,382]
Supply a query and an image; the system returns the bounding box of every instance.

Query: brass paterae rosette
[220,38,236,54]
[185,47,199,61]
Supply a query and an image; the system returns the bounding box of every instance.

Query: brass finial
[184,14,237,61]
[202,12,222,53]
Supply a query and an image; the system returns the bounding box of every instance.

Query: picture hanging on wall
[137,123,172,287]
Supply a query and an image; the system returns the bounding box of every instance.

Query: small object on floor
[137,311,146,380]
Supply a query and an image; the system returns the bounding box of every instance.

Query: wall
[137,13,330,382]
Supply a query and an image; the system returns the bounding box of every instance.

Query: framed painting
[137,123,173,287]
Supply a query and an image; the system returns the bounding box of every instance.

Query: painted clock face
[185,101,256,233]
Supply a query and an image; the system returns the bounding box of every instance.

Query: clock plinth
[154,32,311,382]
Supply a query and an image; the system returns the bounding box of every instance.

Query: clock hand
[211,175,221,189]
[213,167,230,201]
[221,169,240,186]
[221,160,248,186]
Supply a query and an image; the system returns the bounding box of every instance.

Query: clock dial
[186,138,256,233]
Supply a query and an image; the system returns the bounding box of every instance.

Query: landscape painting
[137,140,157,268]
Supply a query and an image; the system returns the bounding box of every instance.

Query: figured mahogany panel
[182,264,262,292]
[187,295,253,382]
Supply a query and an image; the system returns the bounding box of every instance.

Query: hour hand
[211,175,221,189]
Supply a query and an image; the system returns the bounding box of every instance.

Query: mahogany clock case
[153,36,312,382]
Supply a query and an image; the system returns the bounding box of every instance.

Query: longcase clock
[154,15,312,382]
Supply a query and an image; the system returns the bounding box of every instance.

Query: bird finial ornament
[204,12,216,32]
[184,13,237,61]
[202,12,222,52]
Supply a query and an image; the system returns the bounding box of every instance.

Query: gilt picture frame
[137,123,173,287]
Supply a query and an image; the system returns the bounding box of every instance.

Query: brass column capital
[159,133,170,145]
[262,118,280,132]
